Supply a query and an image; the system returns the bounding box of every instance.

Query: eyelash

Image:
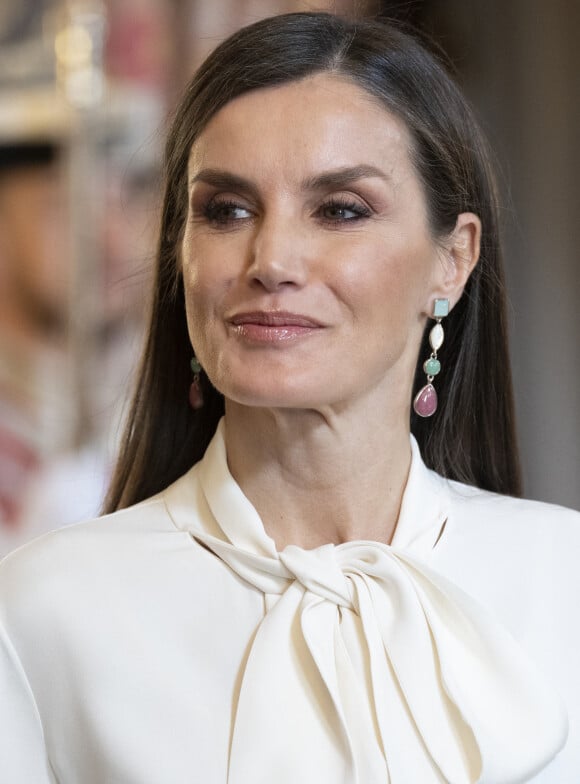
[203,199,250,226]
[317,198,372,223]
[201,196,372,227]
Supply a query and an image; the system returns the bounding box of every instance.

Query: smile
[227,311,324,344]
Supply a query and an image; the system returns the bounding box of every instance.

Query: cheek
[182,225,219,294]
[181,223,241,290]
[181,234,236,349]
[180,226,202,290]
[183,262,210,343]
[329,234,430,325]
[181,237,207,341]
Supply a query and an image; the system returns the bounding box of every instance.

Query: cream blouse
[1,419,579,783]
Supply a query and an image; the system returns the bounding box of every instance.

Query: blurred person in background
[0,120,158,556]
[0,0,163,556]
[0,136,73,549]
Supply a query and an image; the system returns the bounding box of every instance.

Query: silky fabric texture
[0,418,579,783]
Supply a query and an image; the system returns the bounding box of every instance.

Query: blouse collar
[163,418,567,784]
[165,417,450,557]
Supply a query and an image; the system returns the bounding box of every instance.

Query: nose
[246,213,308,292]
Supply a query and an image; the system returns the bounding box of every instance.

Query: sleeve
[0,619,58,783]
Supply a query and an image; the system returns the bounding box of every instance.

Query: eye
[317,198,372,223]
[203,198,253,226]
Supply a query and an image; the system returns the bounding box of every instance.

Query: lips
[227,310,324,343]
[229,311,323,328]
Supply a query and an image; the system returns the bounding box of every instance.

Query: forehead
[187,73,415,182]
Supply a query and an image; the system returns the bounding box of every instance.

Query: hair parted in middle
[105,11,520,513]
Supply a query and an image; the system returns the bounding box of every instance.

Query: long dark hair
[104,12,521,512]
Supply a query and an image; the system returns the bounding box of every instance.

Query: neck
[224,401,412,550]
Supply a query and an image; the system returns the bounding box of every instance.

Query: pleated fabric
[181,421,567,784]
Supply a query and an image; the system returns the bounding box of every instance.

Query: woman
[1,12,579,784]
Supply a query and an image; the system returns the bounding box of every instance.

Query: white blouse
[1,419,579,783]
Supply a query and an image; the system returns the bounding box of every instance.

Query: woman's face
[182,73,459,413]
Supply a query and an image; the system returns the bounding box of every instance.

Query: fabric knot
[279,544,354,609]
[194,528,567,784]
[180,423,568,784]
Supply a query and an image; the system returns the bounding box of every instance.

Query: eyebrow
[189,169,258,196]
[188,164,390,194]
[302,165,390,189]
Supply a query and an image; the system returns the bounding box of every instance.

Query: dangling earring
[189,356,204,409]
[413,298,449,418]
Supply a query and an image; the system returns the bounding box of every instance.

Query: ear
[427,212,481,313]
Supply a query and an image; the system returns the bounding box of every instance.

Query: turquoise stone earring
[413,298,449,417]
[189,356,204,409]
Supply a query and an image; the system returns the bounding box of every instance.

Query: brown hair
[105,12,521,512]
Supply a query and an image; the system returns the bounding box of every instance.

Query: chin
[224,389,312,410]
[217,377,321,410]
[211,359,342,410]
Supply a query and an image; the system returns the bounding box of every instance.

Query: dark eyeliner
[202,197,252,226]
[317,197,372,223]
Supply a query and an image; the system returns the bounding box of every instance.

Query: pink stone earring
[413,298,449,418]
[189,356,204,409]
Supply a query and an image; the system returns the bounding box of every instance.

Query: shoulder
[2,493,167,566]
[435,481,580,780]
[432,475,580,605]
[435,477,580,608]
[444,477,580,540]
[432,477,580,648]
[0,471,243,667]
[0,494,184,622]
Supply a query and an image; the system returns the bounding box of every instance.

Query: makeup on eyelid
[197,195,373,227]
[187,163,395,227]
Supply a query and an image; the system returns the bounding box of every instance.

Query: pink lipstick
[228,311,323,344]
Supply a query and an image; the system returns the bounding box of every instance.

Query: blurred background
[0,0,578,555]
